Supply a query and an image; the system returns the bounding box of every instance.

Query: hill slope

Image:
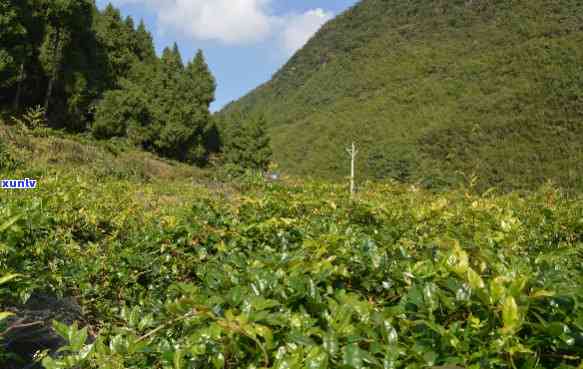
[0,122,206,183]
[2,126,583,369]
[220,0,583,190]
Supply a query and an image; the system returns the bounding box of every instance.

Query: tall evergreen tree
[187,50,216,108]
[0,0,37,110]
[93,3,137,88]
[160,43,183,74]
[39,0,93,116]
[151,45,219,162]
[186,50,218,156]
[171,43,183,70]
[0,1,26,80]
[224,115,272,171]
[154,45,193,160]
[93,81,151,140]
[0,0,27,108]
[124,15,134,30]
[159,44,182,101]
[134,19,156,62]
[1,0,220,163]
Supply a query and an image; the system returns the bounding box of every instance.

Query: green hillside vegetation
[0,121,207,183]
[0,1,221,165]
[220,0,583,191]
[1,127,583,368]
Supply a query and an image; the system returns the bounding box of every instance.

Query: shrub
[11,105,47,131]
[0,138,20,172]
[366,144,418,182]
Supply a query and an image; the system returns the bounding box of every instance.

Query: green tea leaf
[343,343,364,368]
[305,346,329,369]
[323,331,339,356]
[0,215,22,233]
[0,273,21,285]
[173,349,185,369]
[467,268,485,290]
[501,296,521,334]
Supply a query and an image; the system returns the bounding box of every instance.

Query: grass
[0,123,209,183]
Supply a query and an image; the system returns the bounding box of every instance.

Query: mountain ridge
[220,0,583,191]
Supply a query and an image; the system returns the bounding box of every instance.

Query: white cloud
[280,9,333,55]
[104,0,333,52]
[161,0,274,44]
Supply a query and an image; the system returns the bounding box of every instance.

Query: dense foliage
[221,114,273,171]
[0,1,218,164]
[0,127,582,369]
[93,47,217,163]
[220,0,583,191]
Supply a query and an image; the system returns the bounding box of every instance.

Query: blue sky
[95,0,358,111]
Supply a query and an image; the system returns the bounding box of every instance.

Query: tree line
[0,0,271,169]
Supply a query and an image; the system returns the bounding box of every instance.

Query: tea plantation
[0,129,582,369]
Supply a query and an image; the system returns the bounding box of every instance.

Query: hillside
[0,121,208,184]
[220,0,583,191]
[1,125,583,368]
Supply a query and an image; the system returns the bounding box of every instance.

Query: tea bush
[0,166,582,368]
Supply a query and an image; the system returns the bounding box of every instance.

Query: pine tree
[0,1,25,74]
[185,50,218,157]
[161,43,183,71]
[134,19,156,62]
[154,44,194,161]
[1,0,218,160]
[3,0,106,123]
[183,49,216,162]
[93,59,158,147]
[224,115,272,171]
[93,3,138,87]
[159,44,183,105]
[93,81,152,140]
[124,15,134,30]
[187,49,216,108]
[37,0,94,119]
[0,0,29,108]
[147,45,218,163]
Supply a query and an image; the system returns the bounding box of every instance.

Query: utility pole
[346,142,358,199]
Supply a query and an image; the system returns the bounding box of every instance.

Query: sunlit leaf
[0,273,21,285]
[343,343,364,368]
[501,296,521,334]
[0,311,14,321]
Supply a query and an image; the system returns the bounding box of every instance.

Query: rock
[1,292,86,369]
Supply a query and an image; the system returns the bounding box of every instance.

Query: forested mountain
[0,0,218,163]
[220,0,583,191]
